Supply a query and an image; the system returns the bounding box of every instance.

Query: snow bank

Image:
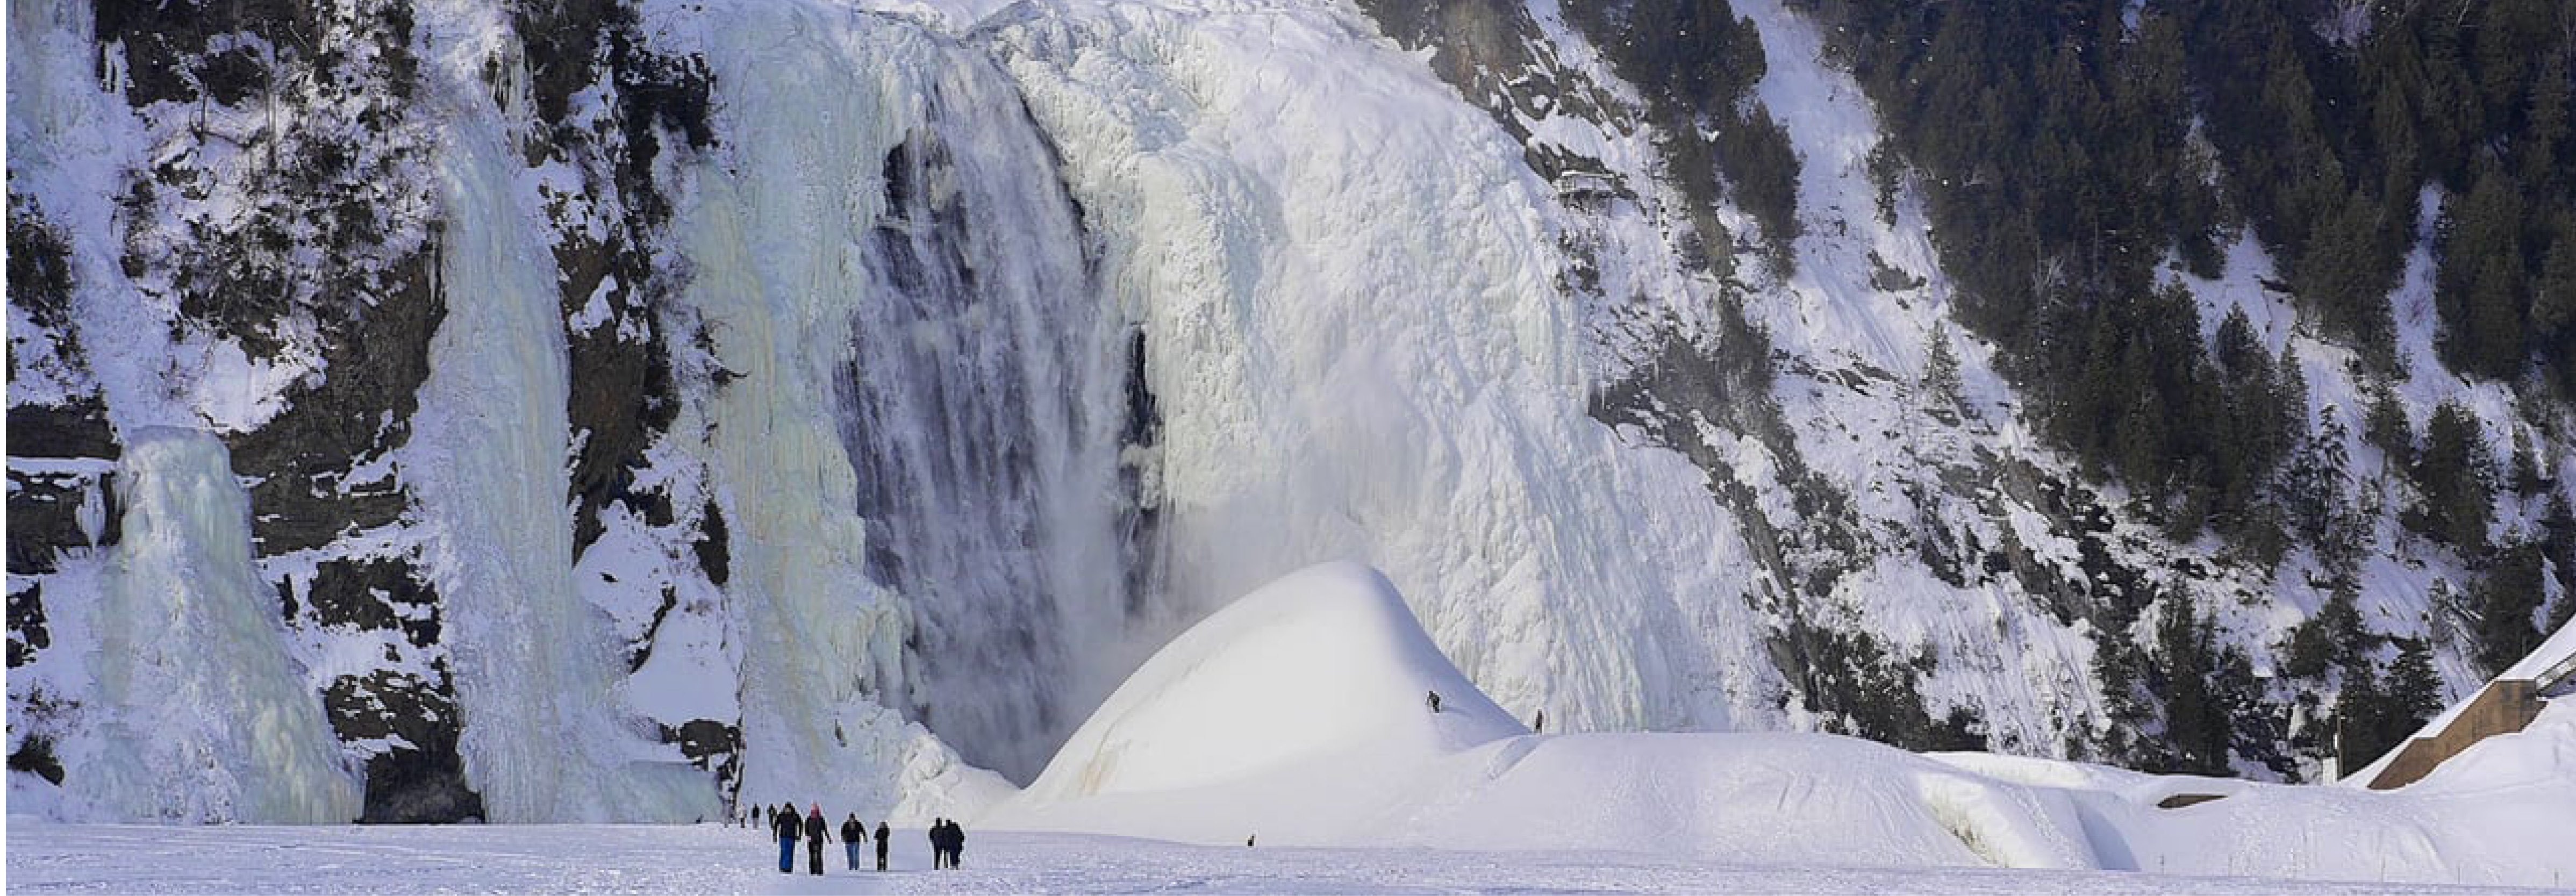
[2080,700,2576,885]
[999,564,2576,886]
[996,564,2088,868]
[2502,620,2576,684]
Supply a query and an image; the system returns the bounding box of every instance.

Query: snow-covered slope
[998,563,2576,887]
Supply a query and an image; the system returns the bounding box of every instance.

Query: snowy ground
[10,822,2566,895]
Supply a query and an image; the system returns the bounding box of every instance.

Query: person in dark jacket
[874,820,891,871]
[1427,690,1442,713]
[841,813,865,870]
[771,803,800,873]
[803,804,831,875]
[948,819,965,869]
[927,819,948,869]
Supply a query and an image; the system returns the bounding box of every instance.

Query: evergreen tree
[2294,188,2400,361]
[2364,386,2413,467]
[1922,323,1965,421]
[2409,402,2495,551]
[2384,638,2445,733]
[2281,412,2366,570]
[2546,491,2576,605]
[2436,166,2529,381]
[2472,541,2546,675]
[2537,220,2576,386]
[2510,427,2546,497]
[2332,658,2394,770]
[2156,598,2234,776]
[2284,584,2372,678]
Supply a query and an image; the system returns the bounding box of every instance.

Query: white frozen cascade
[76,429,362,823]
[666,0,1141,796]
[964,0,1772,734]
[406,0,718,822]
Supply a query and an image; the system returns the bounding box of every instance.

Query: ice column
[405,6,714,821]
[77,429,362,823]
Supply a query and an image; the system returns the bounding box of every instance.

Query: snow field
[6,823,2556,895]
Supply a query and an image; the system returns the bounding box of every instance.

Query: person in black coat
[948,819,966,869]
[874,820,891,871]
[770,803,800,873]
[927,819,948,869]
[803,805,831,876]
[841,813,866,870]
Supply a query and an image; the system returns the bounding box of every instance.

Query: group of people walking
[745,801,962,874]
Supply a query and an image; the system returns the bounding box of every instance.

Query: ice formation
[977,0,1771,739]
[666,0,1145,798]
[404,0,717,821]
[69,429,361,823]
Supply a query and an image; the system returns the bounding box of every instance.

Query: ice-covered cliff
[9,0,2572,822]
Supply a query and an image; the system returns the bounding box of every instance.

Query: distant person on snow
[875,820,891,871]
[1427,690,1442,713]
[949,819,967,869]
[770,802,800,873]
[804,804,831,876]
[842,813,866,870]
[928,819,950,870]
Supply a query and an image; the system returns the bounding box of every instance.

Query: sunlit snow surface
[5,824,2555,895]
[985,564,2576,888]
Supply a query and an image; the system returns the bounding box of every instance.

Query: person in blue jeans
[771,802,801,872]
[841,813,867,870]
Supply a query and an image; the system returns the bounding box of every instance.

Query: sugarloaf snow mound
[998,562,1524,840]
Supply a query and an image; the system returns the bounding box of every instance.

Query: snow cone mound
[993,562,1526,841]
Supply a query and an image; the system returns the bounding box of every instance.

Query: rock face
[8,0,2573,822]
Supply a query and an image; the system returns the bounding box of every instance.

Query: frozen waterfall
[406,2,717,822]
[75,429,361,823]
[678,3,1146,792]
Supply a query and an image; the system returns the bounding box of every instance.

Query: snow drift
[996,563,2576,887]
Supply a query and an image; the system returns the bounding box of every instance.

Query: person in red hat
[803,804,832,875]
